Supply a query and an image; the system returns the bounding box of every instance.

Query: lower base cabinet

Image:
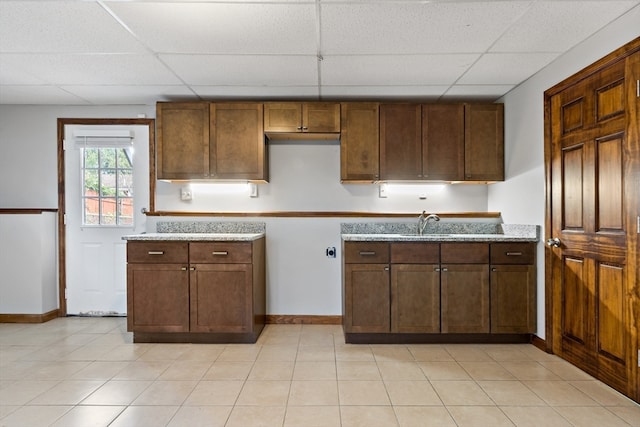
[343,240,536,343]
[127,238,265,343]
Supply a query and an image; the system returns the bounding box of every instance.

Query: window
[81,146,133,226]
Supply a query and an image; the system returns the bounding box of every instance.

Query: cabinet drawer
[490,243,535,265]
[391,242,439,264]
[189,242,252,263]
[441,243,489,264]
[344,242,389,263]
[127,241,188,264]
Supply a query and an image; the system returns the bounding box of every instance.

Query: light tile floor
[0,317,638,426]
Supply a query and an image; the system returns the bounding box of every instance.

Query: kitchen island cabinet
[125,234,265,343]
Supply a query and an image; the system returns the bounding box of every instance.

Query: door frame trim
[57,118,155,316]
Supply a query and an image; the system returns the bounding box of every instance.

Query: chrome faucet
[418,211,440,235]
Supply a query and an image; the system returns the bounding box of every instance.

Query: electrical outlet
[326,247,336,258]
[180,187,193,201]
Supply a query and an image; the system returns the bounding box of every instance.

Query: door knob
[546,237,561,248]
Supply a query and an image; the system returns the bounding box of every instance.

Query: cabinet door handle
[359,251,376,256]
[181,267,187,271]
[212,251,228,256]
[302,126,308,131]
[384,266,390,271]
[190,267,196,271]
[441,267,448,272]
[506,252,523,256]
[434,267,441,272]
[148,251,164,255]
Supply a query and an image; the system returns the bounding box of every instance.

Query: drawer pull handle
[148,251,164,255]
[212,251,229,256]
[506,252,523,256]
[359,251,376,256]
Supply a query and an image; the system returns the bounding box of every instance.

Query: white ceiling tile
[106,2,318,54]
[321,54,479,86]
[320,2,531,54]
[458,53,560,85]
[0,1,147,53]
[61,85,196,105]
[444,85,516,101]
[0,58,47,85]
[321,85,449,100]
[0,85,90,105]
[0,54,182,85]
[491,1,639,52]
[192,86,320,100]
[161,55,319,86]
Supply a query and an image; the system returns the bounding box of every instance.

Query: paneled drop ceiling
[0,0,638,105]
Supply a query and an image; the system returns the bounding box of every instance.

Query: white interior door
[64,124,149,315]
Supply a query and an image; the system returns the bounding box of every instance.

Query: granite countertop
[341,223,539,243]
[122,221,266,242]
[122,232,265,241]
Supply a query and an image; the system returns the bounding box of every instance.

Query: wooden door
[440,264,490,333]
[380,104,422,180]
[343,263,390,333]
[156,102,209,179]
[546,43,639,400]
[391,264,440,333]
[422,104,465,181]
[210,103,266,180]
[126,263,189,333]
[263,102,301,132]
[340,102,380,182]
[190,263,252,333]
[303,103,340,132]
[464,103,504,181]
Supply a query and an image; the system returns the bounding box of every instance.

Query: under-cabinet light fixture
[187,182,259,198]
[378,183,446,198]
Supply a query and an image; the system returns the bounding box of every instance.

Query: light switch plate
[180,186,193,201]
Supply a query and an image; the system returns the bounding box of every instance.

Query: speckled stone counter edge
[157,221,266,234]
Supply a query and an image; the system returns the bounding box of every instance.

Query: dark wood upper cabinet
[156,102,266,181]
[264,102,340,138]
[465,103,504,181]
[380,103,489,182]
[423,104,465,181]
[340,102,380,182]
[156,102,210,180]
[379,104,422,180]
[210,103,266,180]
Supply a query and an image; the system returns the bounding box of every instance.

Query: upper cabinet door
[303,103,340,133]
[210,103,266,181]
[340,102,380,182]
[263,102,302,132]
[379,104,422,180]
[156,102,210,179]
[464,103,504,181]
[422,104,464,181]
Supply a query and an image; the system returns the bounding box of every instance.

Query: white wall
[490,6,640,338]
[0,212,57,314]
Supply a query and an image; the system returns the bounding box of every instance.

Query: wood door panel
[380,104,422,180]
[264,103,301,132]
[304,103,340,132]
[596,262,625,363]
[391,264,440,333]
[422,104,464,181]
[441,264,490,333]
[562,144,585,230]
[343,264,390,333]
[127,264,189,332]
[156,103,209,179]
[340,102,379,181]
[190,264,252,333]
[596,134,624,232]
[210,103,264,179]
[596,80,625,122]
[490,265,536,333]
[561,256,589,346]
[562,97,585,134]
